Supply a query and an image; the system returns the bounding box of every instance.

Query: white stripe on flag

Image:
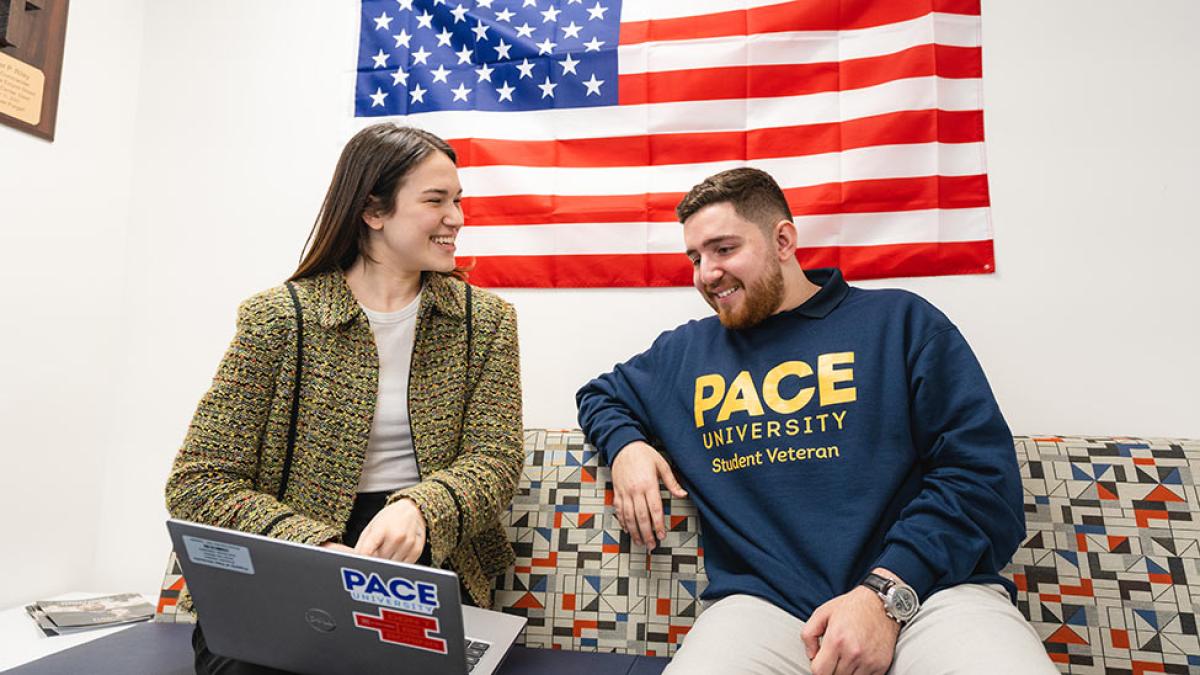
[619,0,791,22]
[458,142,986,196]
[457,207,993,256]
[616,13,980,75]
[368,77,982,143]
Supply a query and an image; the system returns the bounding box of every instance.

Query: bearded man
[576,168,1055,675]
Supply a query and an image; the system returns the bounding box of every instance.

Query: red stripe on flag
[462,175,990,226]
[620,0,980,46]
[459,240,994,287]
[618,45,981,106]
[450,110,985,169]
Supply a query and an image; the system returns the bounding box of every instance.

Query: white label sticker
[183,535,255,575]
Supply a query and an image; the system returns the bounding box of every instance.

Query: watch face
[890,587,919,620]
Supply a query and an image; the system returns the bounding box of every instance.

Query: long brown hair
[290,124,463,281]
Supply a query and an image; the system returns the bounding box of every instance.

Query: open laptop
[167,519,526,675]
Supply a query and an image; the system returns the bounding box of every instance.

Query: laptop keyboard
[464,638,491,671]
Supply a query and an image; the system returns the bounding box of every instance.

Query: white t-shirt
[356,293,422,493]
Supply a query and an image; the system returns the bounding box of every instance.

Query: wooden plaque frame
[0,0,69,141]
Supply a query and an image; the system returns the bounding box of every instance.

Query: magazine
[29,593,155,634]
[25,604,64,637]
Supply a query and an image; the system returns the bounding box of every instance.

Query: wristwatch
[860,572,920,626]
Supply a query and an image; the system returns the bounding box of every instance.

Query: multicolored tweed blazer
[165,270,523,608]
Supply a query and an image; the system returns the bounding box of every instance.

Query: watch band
[860,572,894,596]
[860,572,919,625]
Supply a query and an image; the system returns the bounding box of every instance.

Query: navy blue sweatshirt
[576,269,1024,621]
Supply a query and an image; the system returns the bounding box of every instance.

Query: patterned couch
[492,431,1200,673]
[158,431,1200,673]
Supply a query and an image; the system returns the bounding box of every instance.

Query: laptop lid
[167,519,522,675]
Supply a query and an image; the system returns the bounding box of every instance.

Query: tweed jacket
[165,270,523,608]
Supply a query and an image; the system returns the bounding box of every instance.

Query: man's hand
[611,440,687,548]
[354,498,427,563]
[800,571,903,675]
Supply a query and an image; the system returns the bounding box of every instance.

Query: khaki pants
[664,585,1058,675]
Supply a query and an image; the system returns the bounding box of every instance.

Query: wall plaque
[0,0,68,141]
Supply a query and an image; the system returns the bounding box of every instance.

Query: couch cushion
[1009,436,1200,673]
[495,430,705,656]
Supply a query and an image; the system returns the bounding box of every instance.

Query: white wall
[0,1,146,607]
[2,0,1197,605]
[87,0,368,599]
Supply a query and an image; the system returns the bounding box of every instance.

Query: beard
[712,259,785,330]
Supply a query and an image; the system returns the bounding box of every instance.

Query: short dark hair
[675,167,793,230]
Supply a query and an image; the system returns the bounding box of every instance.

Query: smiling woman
[164,124,524,675]
[293,124,468,284]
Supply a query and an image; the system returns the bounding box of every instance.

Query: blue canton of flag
[356,0,622,116]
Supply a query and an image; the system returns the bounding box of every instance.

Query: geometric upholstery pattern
[496,432,1200,672]
[1008,436,1200,674]
[158,430,1200,673]
[154,553,195,624]
[494,430,705,657]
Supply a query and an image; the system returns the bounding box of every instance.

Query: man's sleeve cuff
[600,426,649,465]
[873,545,937,601]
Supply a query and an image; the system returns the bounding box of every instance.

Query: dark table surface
[6,622,670,675]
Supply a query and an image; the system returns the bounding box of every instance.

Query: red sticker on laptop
[353,607,448,654]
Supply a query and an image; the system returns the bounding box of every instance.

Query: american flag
[355,0,993,287]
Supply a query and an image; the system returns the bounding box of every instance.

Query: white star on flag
[396,0,414,10]
[494,39,513,59]
[391,68,408,86]
[436,27,453,47]
[409,83,427,103]
[561,21,582,39]
[583,36,603,52]
[370,87,388,106]
[582,72,604,95]
[558,53,579,75]
[411,46,432,65]
[540,6,561,22]
[449,3,469,22]
[514,23,535,38]
[516,58,536,79]
[372,49,390,68]
[536,37,557,55]
[374,12,393,30]
[495,8,515,22]
[586,2,607,21]
[430,64,452,83]
[471,20,489,41]
[393,29,412,48]
[496,80,515,102]
[415,11,434,29]
[456,45,474,64]
[537,76,557,98]
[451,82,472,101]
[475,62,495,82]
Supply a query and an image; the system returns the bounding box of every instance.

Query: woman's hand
[353,497,427,563]
[320,541,354,554]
